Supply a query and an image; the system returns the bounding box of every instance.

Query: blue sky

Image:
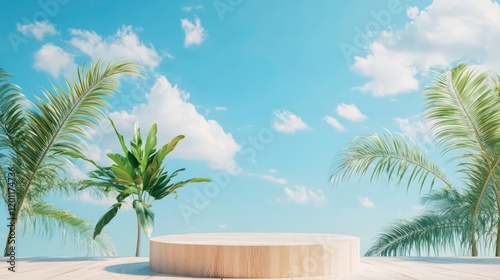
[1,0,499,257]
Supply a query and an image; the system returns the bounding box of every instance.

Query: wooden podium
[149,233,359,278]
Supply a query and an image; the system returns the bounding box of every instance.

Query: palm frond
[424,187,491,237]
[0,69,29,198]
[16,60,140,216]
[19,201,116,256]
[332,63,500,257]
[0,68,29,157]
[424,63,500,161]
[330,132,452,191]
[463,158,500,254]
[365,213,464,256]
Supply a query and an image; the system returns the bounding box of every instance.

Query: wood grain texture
[149,233,360,278]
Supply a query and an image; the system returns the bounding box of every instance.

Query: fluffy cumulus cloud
[181,17,207,47]
[273,110,310,133]
[17,20,57,40]
[34,43,76,78]
[324,116,345,132]
[284,186,326,206]
[394,114,433,143]
[358,196,375,208]
[69,25,162,68]
[336,103,367,122]
[351,0,500,97]
[106,75,240,171]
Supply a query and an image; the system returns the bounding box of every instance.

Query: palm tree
[0,61,140,256]
[73,119,211,256]
[330,63,500,256]
[365,186,498,256]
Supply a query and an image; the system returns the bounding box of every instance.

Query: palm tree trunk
[491,184,500,256]
[496,219,500,256]
[472,237,478,256]
[135,215,141,257]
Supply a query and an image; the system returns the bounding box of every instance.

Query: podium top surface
[150,233,358,246]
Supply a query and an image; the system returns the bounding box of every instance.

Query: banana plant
[73,118,211,256]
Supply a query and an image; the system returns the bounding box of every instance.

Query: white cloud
[68,190,132,210]
[161,50,174,59]
[84,144,107,164]
[269,169,278,174]
[351,0,500,96]
[273,110,310,133]
[394,114,433,143]
[69,25,161,69]
[324,116,345,132]
[249,173,287,185]
[106,75,240,171]
[352,43,420,96]
[66,165,88,180]
[218,224,228,229]
[358,196,375,208]
[80,144,114,169]
[336,103,367,122]
[181,17,207,47]
[72,191,116,206]
[64,144,113,180]
[33,43,76,78]
[412,205,426,213]
[182,5,204,12]
[215,106,227,111]
[407,7,419,19]
[284,186,326,206]
[17,21,57,40]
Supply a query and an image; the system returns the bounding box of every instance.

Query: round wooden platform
[149,233,359,278]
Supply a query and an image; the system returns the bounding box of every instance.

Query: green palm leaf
[330,132,452,191]
[133,200,154,237]
[20,202,116,256]
[17,60,140,218]
[365,214,463,257]
[424,63,500,157]
[93,202,123,239]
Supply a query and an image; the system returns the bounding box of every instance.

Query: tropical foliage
[330,63,500,256]
[0,61,140,256]
[73,119,211,256]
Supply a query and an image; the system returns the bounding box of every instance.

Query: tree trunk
[135,215,141,257]
[491,186,500,257]
[472,235,478,256]
[496,219,500,256]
